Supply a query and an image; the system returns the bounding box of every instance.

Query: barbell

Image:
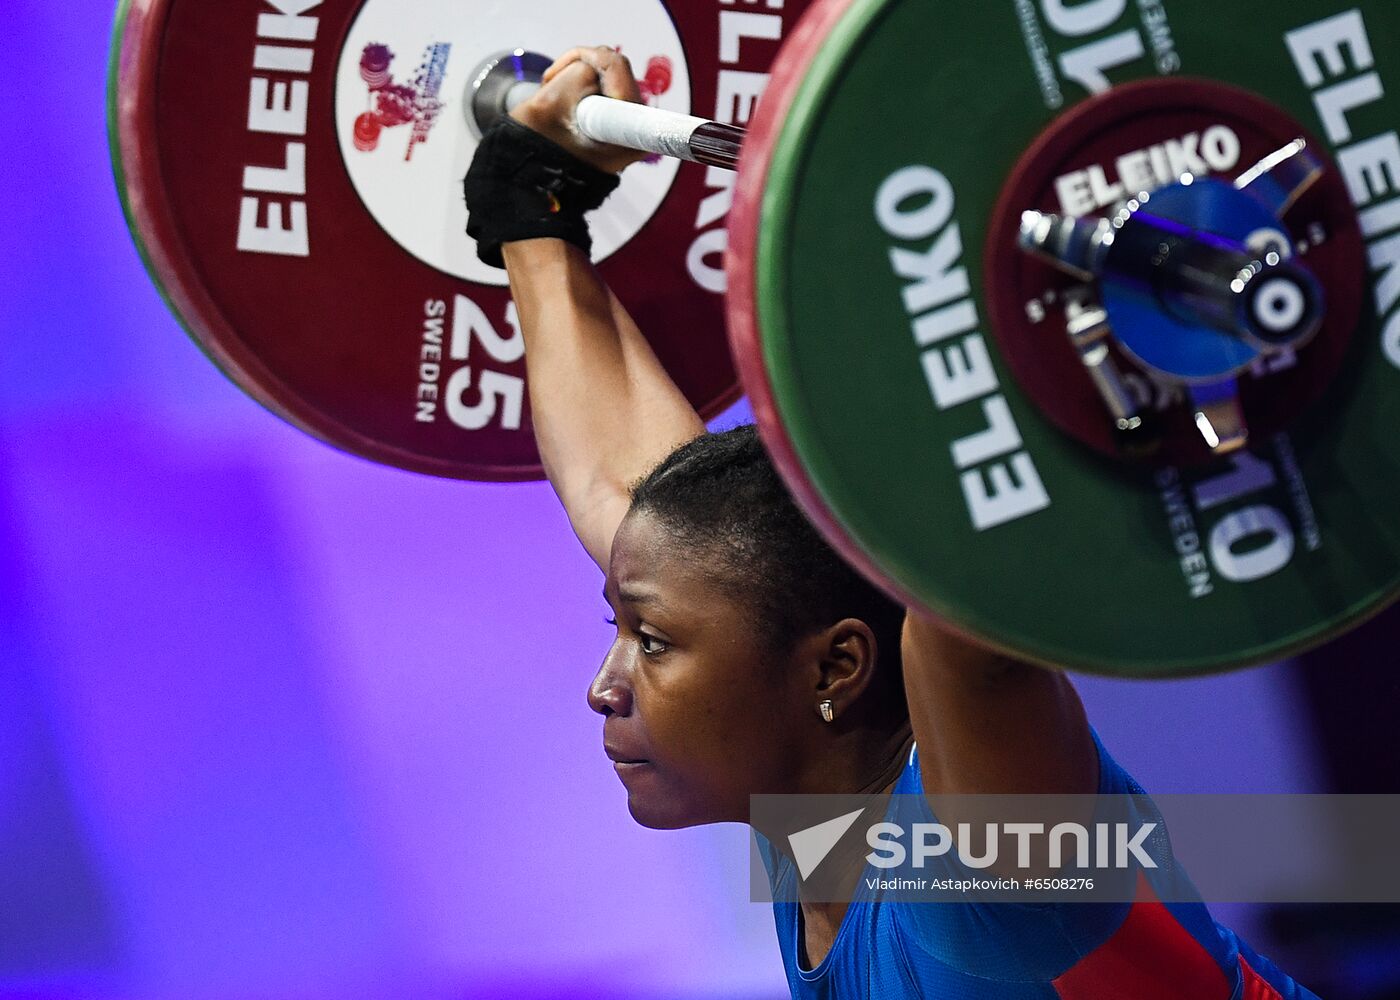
[470,51,747,170]
[108,0,1400,677]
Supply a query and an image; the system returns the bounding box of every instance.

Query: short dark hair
[628,425,905,682]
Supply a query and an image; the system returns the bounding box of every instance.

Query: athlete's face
[591,509,804,828]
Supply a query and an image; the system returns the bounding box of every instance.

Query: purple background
[2,2,1384,997]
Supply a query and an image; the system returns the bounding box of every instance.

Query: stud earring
[819,700,835,723]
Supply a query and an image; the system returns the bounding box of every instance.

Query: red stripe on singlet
[1239,955,1286,999]
[1052,874,1232,1000]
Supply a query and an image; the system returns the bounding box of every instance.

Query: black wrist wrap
[463,117,621,268]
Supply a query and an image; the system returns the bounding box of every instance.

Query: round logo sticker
[334,0,691,286]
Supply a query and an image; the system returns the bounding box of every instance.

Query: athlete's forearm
[505,238,705,569]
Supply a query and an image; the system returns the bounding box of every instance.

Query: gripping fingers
[545,45,643,104]
[543,47,591,83]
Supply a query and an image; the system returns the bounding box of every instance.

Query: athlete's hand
[510,46,650,175]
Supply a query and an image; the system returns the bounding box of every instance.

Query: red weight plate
[111,0,812,480]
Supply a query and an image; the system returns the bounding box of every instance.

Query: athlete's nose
[587,639,634,717]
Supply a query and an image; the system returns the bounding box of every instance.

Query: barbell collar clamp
[1234,138,1325,218]
[1019,201,1325,355]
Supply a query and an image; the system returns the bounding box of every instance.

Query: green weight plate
[730,0,1400,676]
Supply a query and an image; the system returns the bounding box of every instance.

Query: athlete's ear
[800,618,879,724]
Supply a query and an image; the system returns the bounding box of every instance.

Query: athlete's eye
[638,632,670,655]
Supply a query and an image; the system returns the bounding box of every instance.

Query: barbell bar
[469,49,748,170]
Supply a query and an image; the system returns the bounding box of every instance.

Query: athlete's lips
[604,743,650,766]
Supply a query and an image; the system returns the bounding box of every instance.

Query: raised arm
[504,243,704,569]
[901,612,1099,798]
[489,48,706,569]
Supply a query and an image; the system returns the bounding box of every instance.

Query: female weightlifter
[463,45,1315,999]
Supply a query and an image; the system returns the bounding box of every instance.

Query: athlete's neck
[759,723,915,970]
[794,734,911,971]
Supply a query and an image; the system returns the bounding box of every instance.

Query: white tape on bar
[575,95,708,162]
